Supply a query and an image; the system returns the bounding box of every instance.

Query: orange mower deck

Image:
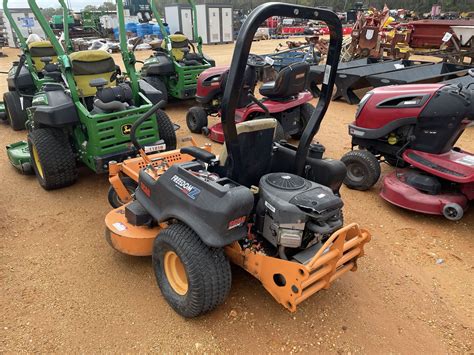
[105,206,371,312]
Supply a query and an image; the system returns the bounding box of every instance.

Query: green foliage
[40,7,63,20]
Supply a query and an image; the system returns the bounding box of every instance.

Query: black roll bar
[220,2,342,176]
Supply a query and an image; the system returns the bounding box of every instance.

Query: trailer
[333,59,433,104]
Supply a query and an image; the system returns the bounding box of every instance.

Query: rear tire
[27,128,77,190]
[4,91,27,130]
[186,106,208,133]
[107,177,138,208]
[291,102,314,139]
[152,223,232,318]
[274,120,286,142]
[156,109,177,150]
[144,76,168,104]
[341,150,380,190]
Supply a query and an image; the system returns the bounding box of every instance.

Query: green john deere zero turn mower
[140,0,216,101]
[6,0,176,189]
[1,0,65,131]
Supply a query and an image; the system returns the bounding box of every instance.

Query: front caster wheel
[341,150,381,190]
[186,106,208,133]
[442,203,464,221]
[152,223,232,318]
[107,177,138,208]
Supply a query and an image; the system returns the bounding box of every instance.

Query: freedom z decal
[170,175,201,200]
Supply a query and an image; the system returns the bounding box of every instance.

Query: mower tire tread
[107,177,138,208]
[341,150,381,190]
[186,106,208,134]
[3,91,27,131]
[28,128,77,190]
[156,109,177,151]
[291,102,314,139]
[152,223,231,318]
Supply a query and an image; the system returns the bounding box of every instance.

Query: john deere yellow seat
[162,34,190,61]
[28,41,57,71]
[69,50,117,97]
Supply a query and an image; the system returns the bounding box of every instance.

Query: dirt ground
[1,40,473,353]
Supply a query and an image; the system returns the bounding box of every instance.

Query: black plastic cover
[7,66,34,91]
[125,200,152,226]
[135,162,254,247]
[33,89,80,127]
[138,79,165,105]
[143,53,174,76]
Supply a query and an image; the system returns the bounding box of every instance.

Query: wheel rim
[188,114,197,131]
[347,163,365,183]
[32,144,44,178]
[164,251,188,295]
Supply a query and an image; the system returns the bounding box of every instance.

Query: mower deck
[105,206,371,312]
[6,141,31,174]
[380,170,470,215]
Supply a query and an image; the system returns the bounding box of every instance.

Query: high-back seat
[164,34,190,61]
[28,41,57,71]
[69,50,117,97]
[219,118,277,187]
[259,62,309,99]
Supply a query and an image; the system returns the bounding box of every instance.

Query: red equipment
[186,55,315,143]
[341,75,474,220]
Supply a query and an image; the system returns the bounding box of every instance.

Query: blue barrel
[113,27,119,40]
[137,23,153,37]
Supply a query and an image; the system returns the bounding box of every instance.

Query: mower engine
[255,173,343,258]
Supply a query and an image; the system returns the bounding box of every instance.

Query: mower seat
[164,34,190,62]
[28,41,57,72]
[219,118,277,187]
[69,50,117,97]
[220,66,258,108]
[259,62,309,99]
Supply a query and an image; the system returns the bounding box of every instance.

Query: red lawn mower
[341,73,474,221]
[186,55,315,143]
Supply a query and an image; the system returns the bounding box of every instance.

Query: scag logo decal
[121,124,132,135]
[171,175,201,200]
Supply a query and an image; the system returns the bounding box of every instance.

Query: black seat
[259,62,310,98]
[220,66,258,108]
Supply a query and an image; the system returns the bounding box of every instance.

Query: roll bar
[221,2,342,176]
[57,0,74,53]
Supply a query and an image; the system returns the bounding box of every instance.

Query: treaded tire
[27,128,77,190]
[274,120,286,142]
[291,102,314,139]
[4,91,27,130]
[186,106,208,133]
[156,109,177,150]
[341,150,381,190]
[144,76,168,105]
[107,177,138,208]
[152,223,232,318]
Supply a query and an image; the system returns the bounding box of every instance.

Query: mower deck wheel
[341,150,381,190]
[442,203,464,221]
[186,106,208,133]
[156,109,177,151]
[291,102,314,139]
[27,128,77,190]
[152,223,232,318]
[107,177,138,208]
[3,91,27,131]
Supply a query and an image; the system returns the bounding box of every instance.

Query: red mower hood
[196,66,230,101]
[355,83,446,130]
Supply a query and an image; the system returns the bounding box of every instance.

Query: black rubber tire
[3,91,27,130]
[156,109,177,150]
[152,223,232,318]
[27,128,77,190]
[107,177,138,208]
[186,106,208,133]
[384,155,408,168]
[341,150,381,191]
[274,120,286,142]
[144,76,168,104]
[291,102,314,139]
